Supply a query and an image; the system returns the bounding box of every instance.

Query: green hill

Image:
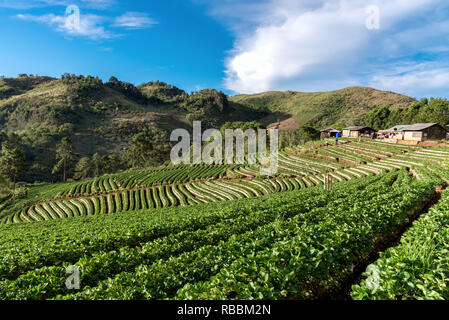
[0,74,265,181]
[231,86,416,129]
[0,75,419,182]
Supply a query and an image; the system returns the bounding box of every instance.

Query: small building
[342,126,376,138]
[401,123,448,142]
[386,125,410,133]
[320,128,341,139]
[378,125,409,139]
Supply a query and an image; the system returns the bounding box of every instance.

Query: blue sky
[0,0,234,93]
[1,0,449,98]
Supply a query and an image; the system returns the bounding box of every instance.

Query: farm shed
[342,126,376,138]
[378,125,409,139]
[401,123,448,142]
[320,128,341,139]
[385,125,410,133]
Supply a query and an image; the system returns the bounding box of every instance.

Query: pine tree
[92,153,102,177]
[0,141,27,191]
[74,157,94,180]
[52,137,78,182]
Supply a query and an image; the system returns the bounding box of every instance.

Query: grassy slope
[0,76,55,100]
[0,78,195,155]
[0,79,162,154]
[1,77,417,148]
[231,86,416,129]
[0,77,418,183]
[0,76,267,157]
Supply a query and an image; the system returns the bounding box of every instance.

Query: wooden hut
[320,128,341,139]
[342,126,376,138]
[401,123,448,142]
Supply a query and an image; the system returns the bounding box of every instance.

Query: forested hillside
[1,74,446,185]
[0,75,265,182]
[230,87,417,128]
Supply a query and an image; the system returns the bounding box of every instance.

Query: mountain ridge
[0,74,419,182]
[230,86,416,128]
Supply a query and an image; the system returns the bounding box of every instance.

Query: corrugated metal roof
[402,123,440,131]
[383,123,448,132]
[321,127,341,133]
[343,126,373,131]
[385,125,409,132]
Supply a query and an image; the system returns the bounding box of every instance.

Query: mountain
[0,75,265,181]
[0,75,418,182]
[230,86,416,129]
[0,75,266,151]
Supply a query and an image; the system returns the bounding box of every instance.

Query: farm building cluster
[320,123,449,144]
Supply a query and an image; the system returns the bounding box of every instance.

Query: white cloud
[6,1,157,40]
[17,13,114,40]
[224,1,368,93]
[369,63,449,97]
[15,8,157,40]
[112,12,158,29]
[206,0,449,97]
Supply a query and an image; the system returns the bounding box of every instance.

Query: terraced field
[1,139,449,300]
[1,141,447,225]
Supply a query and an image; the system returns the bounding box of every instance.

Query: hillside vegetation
[0,75,265,182]
[1,74,438,185]
[231,87,416,128]
[1,140,449,300]
[3,75,449,302]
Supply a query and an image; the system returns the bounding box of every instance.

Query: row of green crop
[60,177,120,198]
[117,164,239,188]
[282,153,342,172]
[344,142,395,157]
[172,168,441,300]
[0,172,384,300]
[4,173,331,225]
[0,174,383,283]
[1,187,175,224]
[318,147,374,164]
[339,144,390,158]
[0,175,379,300]
[59,165,235,198]
[0,141,431,221]
[351,165,449,300]
[353,140,423,154]
[278,154,323,175]
[54,171,402,300]
[7,164,446,300]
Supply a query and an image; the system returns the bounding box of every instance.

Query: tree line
[364,98,449,130]
[0,132,171,196]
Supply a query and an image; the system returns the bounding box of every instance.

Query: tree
[299,125,320,142]
[92,153,103,177]
[0,174,10,196]
[123,133,154,168]
[0,141,27,191]
[102,154,123,174]
[52,137,78,182]
[220,121,262,136]
[365,105,391,130]
[279,130,302,148]
[108,76,119,84]
[183,89,229,127]
[74,157,94,180]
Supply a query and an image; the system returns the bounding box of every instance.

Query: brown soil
[278,117,300,131]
